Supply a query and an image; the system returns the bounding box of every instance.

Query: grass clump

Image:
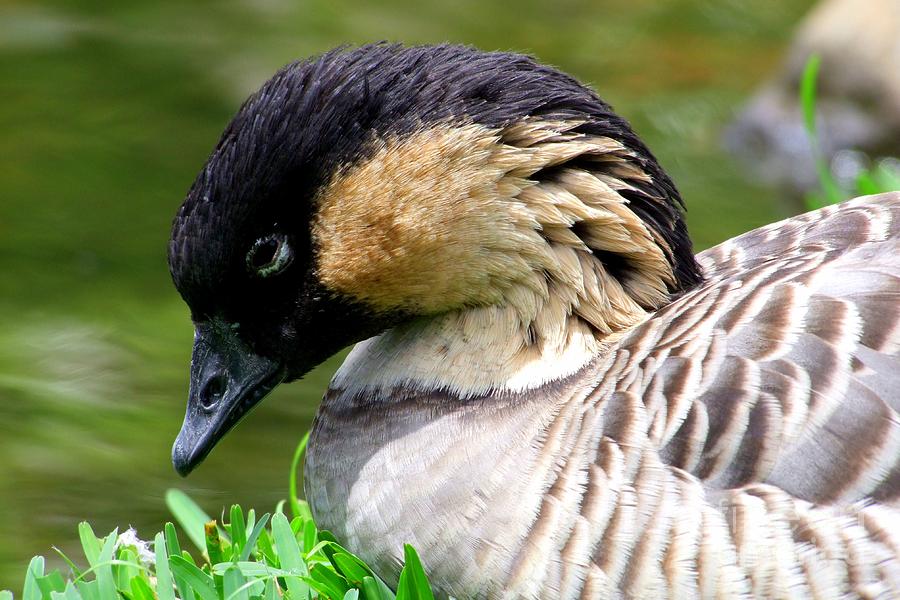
[1,436,435,600]
[801,54,900,208]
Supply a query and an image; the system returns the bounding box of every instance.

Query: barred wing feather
[580,193,900,597]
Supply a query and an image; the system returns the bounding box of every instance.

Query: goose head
[169,44,703,476]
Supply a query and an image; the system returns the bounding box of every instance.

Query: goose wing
[546,193,900,598]
[620,192,900,503]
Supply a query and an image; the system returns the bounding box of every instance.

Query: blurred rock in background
[725,0,900,201]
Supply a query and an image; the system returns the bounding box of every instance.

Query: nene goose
[168,44,900,599]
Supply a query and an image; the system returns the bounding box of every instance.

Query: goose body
[307,194,900,599]
[168,45,900,599]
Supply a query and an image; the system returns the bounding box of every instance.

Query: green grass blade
[255,530,277,565]
[800,54,820,137]
[240,513,270,562]
[168,555,218,600]
[77,524,101,567]
[394,570,411,600]
[316,540,340,567]
[48,587,78,600]
[361,575,395,600]
[294,500,314,524]
[164,525,192,600]
[246,509,256,539]
[223,566,250,600]
[361,576,380,600]
[165,489,213,552]
[398,545,433,600]
[301,519,318,554]
[129,577,156,600]
[51,546,84,580]
[36,571,67,597]
[290,517,303,537]
[64,581,84,600]
[318,531,339,545]
[856,170,881,196]
[799,53,845,206]
[163,523,181,556]
[6,481,431,600]
[113,548,139,594]
[816,163,845,205]
[246,580,266,598]
[205,521,226,565]
[270,514,305,573]
[304,541,336,561]
[263,579,278,600]
[95,532,119,600]
[330,553,373,586]
[38,578,66,599]
[153,533,176,600]
[289,431,311,520]
[71,560,148,583]
[74,580,98,600]
[209,532,227,600]
[270,513,309,599]
[306,565,350,599]
[62,583,80,600]
[212,563,289,577]
[0,591,13,600]
[874,162,900,191]
[23,556,44,600]
[300,575,336,599]
[230,505,247,554]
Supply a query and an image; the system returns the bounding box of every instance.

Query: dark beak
[172,318,285,476]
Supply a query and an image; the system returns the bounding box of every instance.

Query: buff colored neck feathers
[311,120,681,396]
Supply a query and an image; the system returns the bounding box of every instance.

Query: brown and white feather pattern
[306,137,900,599]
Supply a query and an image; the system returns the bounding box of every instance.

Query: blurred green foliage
[2,437,436,600]
[3,494,433,600]
[0,0,816,588]
[801,54,900,208]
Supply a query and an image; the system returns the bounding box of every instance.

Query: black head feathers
[169,44,702,315]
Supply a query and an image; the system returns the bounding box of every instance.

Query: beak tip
[172,437,198,477]
[172,320,286,478]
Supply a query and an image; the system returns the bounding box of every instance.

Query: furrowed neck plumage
[318,120,700,398]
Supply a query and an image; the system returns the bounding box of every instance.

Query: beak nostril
[199,373,227,409]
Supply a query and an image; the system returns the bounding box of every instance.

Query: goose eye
[246,234,292,277]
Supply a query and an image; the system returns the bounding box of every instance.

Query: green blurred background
[0,0,815,586]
